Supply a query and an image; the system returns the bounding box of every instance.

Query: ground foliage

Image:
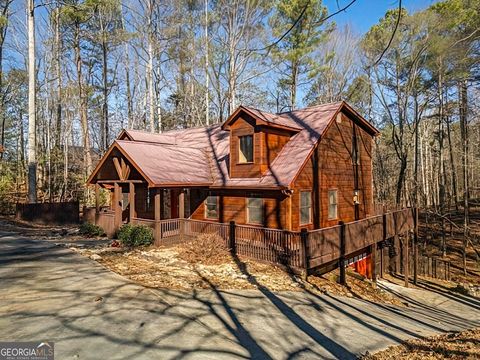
[362,328,480,359]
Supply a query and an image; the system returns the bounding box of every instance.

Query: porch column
[179,189,185,218]
[113,182,122,232]
[286,196,292,230]
[95,184,100,214]
[154,189,161,221]
[154,189,161,242]
[129,182,136,221]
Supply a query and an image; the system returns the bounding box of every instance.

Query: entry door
[171,189,179,218]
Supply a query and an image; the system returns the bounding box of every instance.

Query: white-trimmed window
[300,191,312,225]
[239,135,254,163]
[328,190,338,220]
[247,197,263,224]
[204,196,219,219]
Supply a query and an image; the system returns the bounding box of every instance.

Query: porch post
[154,189,161,242]
[113,182,122,232]
[154,189,161,221]
[286,196,292,231]
[129,182,135,221]
[179,189,185,218]
[95,183,100,214]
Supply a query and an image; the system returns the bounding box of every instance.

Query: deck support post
[129,182,135,222]
[300,228,309,281]
[413,207,419,285]
[339,221,346,286]
[113,182,122,235]
[380,246,384,278]
[154,189,161,243]
[371,244,377,284]
[381,213,387,278]
[404,233,410,288]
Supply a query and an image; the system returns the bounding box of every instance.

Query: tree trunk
[74,22,92,179]
[27,0,37,203]
[147,0,155,132]
[204,0,209,126]
[0,1,10,161]
[459,80,469,275]
[101,17,109,151]
[438,70,447,257]
[55,7,62,148]
[395,155,407,206]
[290,60,298,110]
[446,116,459,210]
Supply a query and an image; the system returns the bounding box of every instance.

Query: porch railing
[94,209,417,274]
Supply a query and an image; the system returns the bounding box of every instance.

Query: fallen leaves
[361,328,480,359]
[76,241,403,305]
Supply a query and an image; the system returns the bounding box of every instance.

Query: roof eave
[341,101,380,136]
[86,140,156,187]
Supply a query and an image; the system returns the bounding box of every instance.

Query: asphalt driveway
[0,230,479,359]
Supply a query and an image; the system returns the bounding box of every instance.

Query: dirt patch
[177,233,230,265]
[361,328,480,359]
[74,241,403,306]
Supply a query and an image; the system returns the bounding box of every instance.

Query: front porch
[92,180,190,238]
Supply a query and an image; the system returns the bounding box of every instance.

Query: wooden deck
[118,208,416,273]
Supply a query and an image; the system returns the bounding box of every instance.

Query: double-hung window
[239,135,253,163]
[300,191,312,225]
[247,197,263,224]
[205,196,219,219]
[328,190,338,220]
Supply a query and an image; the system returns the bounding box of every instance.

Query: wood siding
[260,127,291,174]
[316,112,373,228]
[190,189,288,229]
[230,114,262,178]
[191,111,374,231]
[229,115,292,178]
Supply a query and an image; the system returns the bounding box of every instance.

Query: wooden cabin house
[87,101,379,235]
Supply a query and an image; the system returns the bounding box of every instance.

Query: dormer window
[239,135,253,163]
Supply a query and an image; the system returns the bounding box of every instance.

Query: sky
[323,0,439,34]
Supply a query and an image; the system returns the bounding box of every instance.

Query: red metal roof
[115,140,212,186]
[89,101,378,188]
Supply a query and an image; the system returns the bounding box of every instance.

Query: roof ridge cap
[117,139,208,151]
[277,101,344,115]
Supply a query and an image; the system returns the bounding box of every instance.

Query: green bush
[117,224,154,247]
[79,222,105,237]
[117,224,134,245]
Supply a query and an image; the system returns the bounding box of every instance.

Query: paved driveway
[0,230,479,359]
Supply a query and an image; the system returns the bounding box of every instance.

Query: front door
[170,189,179,218]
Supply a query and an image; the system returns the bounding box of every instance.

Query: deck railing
[95,208,416,273]
[96,211,116,237]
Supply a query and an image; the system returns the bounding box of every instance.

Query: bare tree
[27,0,36,203]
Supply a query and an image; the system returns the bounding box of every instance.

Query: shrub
[117,224,154,247]
[79,222,105,237]
[117,224,134,245]
[178,233,230,265]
